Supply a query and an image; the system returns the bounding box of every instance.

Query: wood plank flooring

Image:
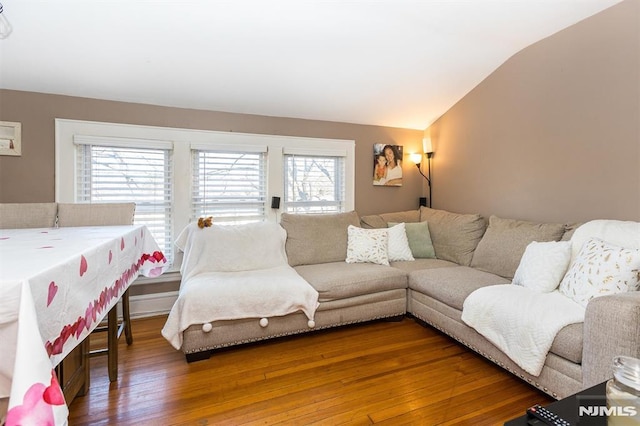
[68,316,553,425]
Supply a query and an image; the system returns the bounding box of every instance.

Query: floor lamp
[411,140,434,208]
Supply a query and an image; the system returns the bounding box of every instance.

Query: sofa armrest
[582,291,640,387]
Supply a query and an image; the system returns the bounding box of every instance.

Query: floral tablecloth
[0,225,167,426]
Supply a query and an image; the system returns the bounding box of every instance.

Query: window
[284,154,345,213]
[56,119,355,274]
[74,135,174,262]
[192,146,266,223]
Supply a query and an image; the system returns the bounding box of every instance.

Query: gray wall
[427,0,639,223]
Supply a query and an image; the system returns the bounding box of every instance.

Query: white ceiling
[0,0,623,130]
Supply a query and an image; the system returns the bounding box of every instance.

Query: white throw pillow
[559,237,640,307]
[387,223,415,262]
[345,225,389,266]
[512,241,572,293]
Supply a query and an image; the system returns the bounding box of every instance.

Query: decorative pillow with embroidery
[512,241,572,293]
[387,223,415,262]
[346,225,389,266]
[559,237,640,307]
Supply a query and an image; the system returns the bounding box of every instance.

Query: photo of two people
[372,143,403,186]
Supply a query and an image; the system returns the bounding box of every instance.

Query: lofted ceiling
[0,0,623,130]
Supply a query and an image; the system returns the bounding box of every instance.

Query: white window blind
[192,148,266,223]
[75,138,174,262]
[284,154,345,213]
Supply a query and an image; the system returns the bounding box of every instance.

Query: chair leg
[107,305,118,382]
[122,288,133,345]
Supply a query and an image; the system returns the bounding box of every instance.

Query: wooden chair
[56,202,136,382]
[0,202,58,228]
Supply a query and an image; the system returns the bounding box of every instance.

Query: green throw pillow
[388,221,436,259]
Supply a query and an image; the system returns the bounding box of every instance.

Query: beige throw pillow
[281,211,361,266]
[470,215,565,279]
[419,207,486,266]
[360,209,420,229]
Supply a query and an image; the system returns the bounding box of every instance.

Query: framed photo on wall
[373,143,403,186]
[0,121,21,156]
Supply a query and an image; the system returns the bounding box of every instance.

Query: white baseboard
[129,291,178,319]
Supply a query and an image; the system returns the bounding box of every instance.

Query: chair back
[0,202,58,229]
[57,203,136,227]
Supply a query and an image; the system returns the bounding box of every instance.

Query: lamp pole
[426,152,433,208]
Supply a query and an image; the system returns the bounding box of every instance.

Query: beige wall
[428,0,640,223]
[0,90,424,216]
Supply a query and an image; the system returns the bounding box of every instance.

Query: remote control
[526,404,571,426]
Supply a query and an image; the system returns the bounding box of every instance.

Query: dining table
[0,225,167,426]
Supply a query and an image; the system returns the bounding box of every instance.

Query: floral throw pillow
[346,225,389,266]
[559,237,640,307]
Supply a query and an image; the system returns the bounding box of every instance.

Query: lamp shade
[410,153,423,164]
[423,137,433,154]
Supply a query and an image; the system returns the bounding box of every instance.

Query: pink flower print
[121,237,125,250]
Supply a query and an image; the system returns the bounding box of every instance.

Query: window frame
[56,119,355,275]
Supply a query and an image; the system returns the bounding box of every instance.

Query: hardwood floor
[68,316,552,425]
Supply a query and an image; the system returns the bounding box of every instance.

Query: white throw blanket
[162,222,319,350]
[461,285,585,376]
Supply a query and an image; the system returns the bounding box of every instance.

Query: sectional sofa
[165,207,640,400]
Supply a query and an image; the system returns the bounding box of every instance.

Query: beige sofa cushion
[390,258,457,273]
[470,215,565,279]
[408,266,510,310]
[281,211,360,266]
[294,262,408,302]
[360,209,420,229]
[418,207,486,266]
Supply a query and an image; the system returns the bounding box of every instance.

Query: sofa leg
[185,350,211,363]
